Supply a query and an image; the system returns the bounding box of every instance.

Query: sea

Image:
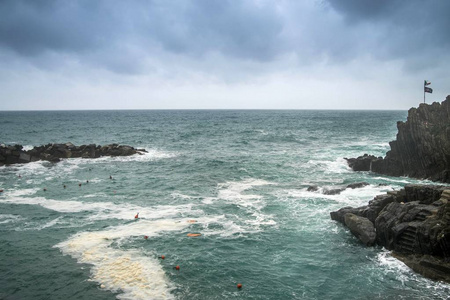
[0,110,449,300]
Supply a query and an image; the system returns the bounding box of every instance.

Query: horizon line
[0,108,408,112]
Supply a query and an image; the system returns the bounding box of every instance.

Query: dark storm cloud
[0,0,284,73]
[0,0,115,56]
[0,0,449,76]
[327,0,450,66]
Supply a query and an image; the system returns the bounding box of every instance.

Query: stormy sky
[0,0,449,110]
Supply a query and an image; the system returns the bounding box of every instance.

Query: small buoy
[100,284,105,289]
[400,202,405,204]
[144,235,148,240]
[187,220,197,223]
[237,283,242,289]
[159,255,165,260]
[18,175,22,178]
[0,189,4,193]
[135,213,139,219]
[78,183,82,187]
[86,180,89,183]
[63,185,66,189]
[187,233,201,237]
[175,265,180,270]
[43,188,47,191]
[110,175,112,179]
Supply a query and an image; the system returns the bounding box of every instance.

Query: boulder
[344,213,376,246]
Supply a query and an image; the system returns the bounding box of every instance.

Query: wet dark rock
[392,253,450,283]
[346,96,450,183]
[345,154,380,172]
[331,184,450,283]
[344,213,376,246]
[0,143,147,166]
[307,185,319,192]
[346,182,369,189]
[323,187,345,195]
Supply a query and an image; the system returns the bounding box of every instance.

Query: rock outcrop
[346,95,450,183]
[331,185,450,283]
[306,182,369,195]
[0,143,147,166]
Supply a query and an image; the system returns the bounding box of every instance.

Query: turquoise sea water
[0,110,449,299]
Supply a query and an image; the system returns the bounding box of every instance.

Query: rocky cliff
[0,143,147,166]
[331,185,450,283]
[346,95,450,183]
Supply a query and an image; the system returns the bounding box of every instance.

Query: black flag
[424,87,433,93]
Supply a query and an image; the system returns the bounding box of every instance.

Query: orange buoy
[175,265,180,270]
[237,283,242,289]
[159,255,165,260]
[187,233,201,237]
[187,220,197,223]
[144,235,148,240]
[135,213,139,219]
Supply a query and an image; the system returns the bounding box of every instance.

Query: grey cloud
[0,0,285,67]
[326,0,450,63]
[0,0,449,78]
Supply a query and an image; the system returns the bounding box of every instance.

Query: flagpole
[424,81,425,103]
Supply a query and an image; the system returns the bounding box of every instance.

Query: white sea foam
[286,184,392,208]
[3,188,39,197]
[0,193,202,224]
[217,179,272,204]
[36,216,63,230]
[194,215,250,237]
[22,145,34,151]
[305,157,352,175]
[56,219,189,300]
[170,193,194,200]
[0,214,23,224]
[214,179,277,232]
[93,148,177,164]
[376,250,411,283]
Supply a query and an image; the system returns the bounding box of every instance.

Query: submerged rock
[322,182,370,195]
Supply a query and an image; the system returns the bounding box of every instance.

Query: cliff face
[347,95,450,182]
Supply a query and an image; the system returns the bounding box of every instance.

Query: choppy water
[0,110,449,299]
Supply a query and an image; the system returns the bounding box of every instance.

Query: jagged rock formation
[346,95,450,183]
[331,185,450,283]
[0,143,147,166]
